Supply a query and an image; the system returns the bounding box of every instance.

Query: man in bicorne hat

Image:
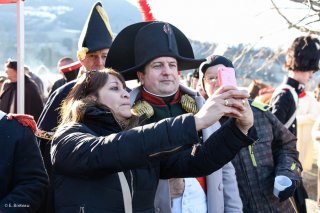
[37,1,113,142]
[36,2,113,212]
[106,21,248,213]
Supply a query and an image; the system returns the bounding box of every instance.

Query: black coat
[37,80,76,133]
[0,76,43,122]
[51,106,254,213]
[0,114,48,212]
[270,77,302,136]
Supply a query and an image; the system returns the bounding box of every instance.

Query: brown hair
[284,36,320,72]
[56,68,126,134]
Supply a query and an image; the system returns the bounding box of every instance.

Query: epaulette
[251,100,271,111]
[181,94,198,114]
[131,100,154,118]
[35,129,55,141]
[7,114,37,133]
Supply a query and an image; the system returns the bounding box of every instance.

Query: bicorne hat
[105,21,205,80]
[77,2,113,61]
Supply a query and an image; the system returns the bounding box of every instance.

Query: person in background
[35,2,114,212]
[270,35,320,213]
[296,90,320,172]
[48,57,74,96]
[59,60,81,82]
[190,68,199,90]
[0,75,7,94]
[0,110,48,212]
[314,82,320,102]
[186,72,192,87]
[311,116,320,208]
[199,55,302,212]
[51,68,254,213]
[24,65,45,102]
[106,21,251,213]
[0,60,43,122]
[37,1,113,140]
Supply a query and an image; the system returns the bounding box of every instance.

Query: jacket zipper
[248,139,259,167]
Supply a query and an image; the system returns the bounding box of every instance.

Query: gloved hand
[277,179,298,202]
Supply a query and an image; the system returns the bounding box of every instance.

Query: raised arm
[51,113,199,176]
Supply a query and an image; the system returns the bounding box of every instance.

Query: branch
[270,0,320,35]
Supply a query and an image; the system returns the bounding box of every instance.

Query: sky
[127,0,316,51]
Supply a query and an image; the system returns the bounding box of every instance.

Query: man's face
[5,67,17,82]
[81,48,109,71]
[137,57,180,96]
[294,70,314,85]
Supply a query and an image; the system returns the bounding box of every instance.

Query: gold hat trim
[77,47,89,61]
[96,5,114,40]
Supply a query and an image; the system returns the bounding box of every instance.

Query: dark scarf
[82,105,139,136]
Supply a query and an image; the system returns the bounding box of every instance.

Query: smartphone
[218,67,237,87]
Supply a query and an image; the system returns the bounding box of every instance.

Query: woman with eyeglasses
[51,68,255,213]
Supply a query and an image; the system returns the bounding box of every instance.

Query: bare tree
[271,0,320,35]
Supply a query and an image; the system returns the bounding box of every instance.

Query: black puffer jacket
[51,106,254,213]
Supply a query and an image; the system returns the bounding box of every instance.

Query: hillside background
[0,0,318,88]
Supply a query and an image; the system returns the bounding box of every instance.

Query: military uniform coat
[130,85,243,213]
[0,111,48,212]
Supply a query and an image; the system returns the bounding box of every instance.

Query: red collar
[298,90,306,98]
[141,89,181,106]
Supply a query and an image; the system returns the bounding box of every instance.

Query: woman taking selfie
[51,68,255,213]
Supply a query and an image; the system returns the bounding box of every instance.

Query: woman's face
[203,64,226,97]
[97,74,131,121]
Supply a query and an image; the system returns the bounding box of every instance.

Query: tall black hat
[77,2,113,60]
[105,21,205,80]
[285,35,320,72]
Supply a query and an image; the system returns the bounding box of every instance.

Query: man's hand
[277,179,298,202]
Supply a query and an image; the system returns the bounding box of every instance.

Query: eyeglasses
[204,76,219,83]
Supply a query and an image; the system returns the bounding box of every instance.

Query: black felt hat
[6,60,17,71]
[200,55,234,74]
[77,2,113,60]
[285,36,320,72]
[105,21,205,80]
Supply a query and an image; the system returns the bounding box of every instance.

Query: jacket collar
[140,88,181,106]
[285,77,305,95]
